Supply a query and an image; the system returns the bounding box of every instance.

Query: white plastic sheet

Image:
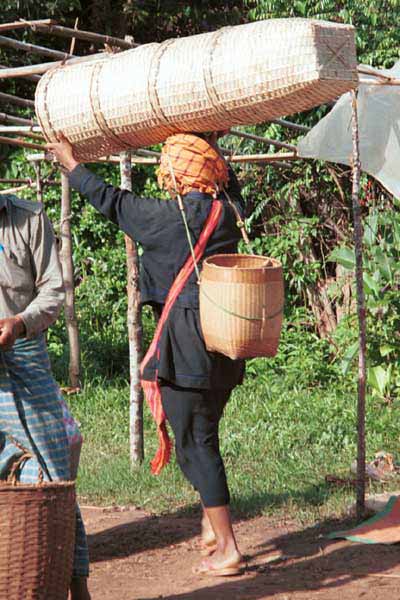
[298,62,400,199]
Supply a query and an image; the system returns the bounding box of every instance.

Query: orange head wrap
[157,133,229,198]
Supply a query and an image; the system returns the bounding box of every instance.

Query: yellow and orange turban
[157,133,229,198]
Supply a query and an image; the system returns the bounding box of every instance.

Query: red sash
[140,200,222,474]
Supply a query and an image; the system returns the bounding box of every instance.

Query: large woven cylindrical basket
[0,479,76,600]
[35,18,357,160]
[199,254,284,360]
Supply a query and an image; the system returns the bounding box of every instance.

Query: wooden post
[34,162,43,204]
[60,172,81,389]
[119,151,144,464]
[351,90,366,521]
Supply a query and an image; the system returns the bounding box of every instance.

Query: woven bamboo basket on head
[0,450,76,600]
[199,254,284,360]
[35,18,357,160]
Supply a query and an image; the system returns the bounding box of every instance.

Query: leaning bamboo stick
[270,118,311,133]
[0,51,106,79]
[0,126,44,141]
[0,184,31,195]
[0,125,43,133]
[0,112,37,126]
[120,152,144,464]
[229,152,297,163]
[358,77,400,86]
[0,64,41,82]
[0,135,43,150]
[32,21,138,49]
[0,92,35,108]
[0,34,75,60]
[0,19,53,33]
[60,172,81,389]
[351,90,366,521]
[230,129,297,151]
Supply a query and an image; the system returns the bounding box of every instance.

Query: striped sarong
[0,335,89,578]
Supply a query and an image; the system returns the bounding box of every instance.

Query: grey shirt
[0,194,65,338]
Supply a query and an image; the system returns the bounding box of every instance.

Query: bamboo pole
[0,51,106,79]
[0,34,75,60]
[0,112,37,126]
[0,92,35,108]
[33,161,43,203]
[230,129,297,152]
[0,19,53,33]
[0,126,44,141]
[119,151,144,464]
[270,118,311,133]
[0,184,31,195]
[350,90,366,521]
[229,151,297,163]
[0,135,43,150]
[0,64,41,82]
[60,172,81,389]
[32,21,138,49]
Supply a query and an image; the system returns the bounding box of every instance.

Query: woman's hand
[46,134,80,172]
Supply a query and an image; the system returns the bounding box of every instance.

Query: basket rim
[0,480,75,492]
[203,253,282,271]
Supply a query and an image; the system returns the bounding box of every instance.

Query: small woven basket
[199,254,284,360]
[0,449,76,600]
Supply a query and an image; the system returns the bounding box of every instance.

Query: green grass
[65,338,400,524]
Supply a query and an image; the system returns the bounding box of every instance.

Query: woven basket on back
[36,18,357,160]
[0,451,76,600]
[199,254,284,360]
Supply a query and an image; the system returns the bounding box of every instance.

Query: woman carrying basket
[49,131,246,577]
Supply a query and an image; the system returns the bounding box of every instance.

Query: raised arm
[47,136,169,245]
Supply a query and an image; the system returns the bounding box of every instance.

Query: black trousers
[161,384,231,508]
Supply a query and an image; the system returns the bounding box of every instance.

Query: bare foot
[69,577,91,600]
[194,547,244,576]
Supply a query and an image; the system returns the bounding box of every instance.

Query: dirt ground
[82,505,400,600]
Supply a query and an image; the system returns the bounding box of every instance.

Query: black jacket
[69,164,245,389]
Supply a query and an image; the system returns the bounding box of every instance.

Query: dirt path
[82,506,400,600]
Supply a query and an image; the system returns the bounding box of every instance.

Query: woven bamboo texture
[35,18,357,160]
[199,254,284,360]
[0,480,76,600]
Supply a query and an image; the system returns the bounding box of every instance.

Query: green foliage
[330,201,400,401]
[245,0,400,66]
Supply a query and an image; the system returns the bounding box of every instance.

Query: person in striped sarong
[0,193,90,600]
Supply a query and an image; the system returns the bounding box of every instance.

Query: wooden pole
[0,34,75,60]
[32,21,138,49]
[351,90,366,521]
[270,118,311,133]
[230,129,298,152]
[0,92,35,108]
[0,112,37,126]
[0,64,41,82]
[0,52,106,79]
[0,135,43,150]
[33,162,43,203]
[119,151,144,464]
[0,19,53,33]
[60,172,81,389]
